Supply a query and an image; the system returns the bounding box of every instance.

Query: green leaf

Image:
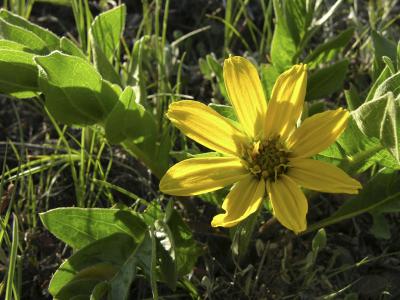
[305,27,354,68]
[270,0,297,72]
[49,233,139,300]
[90,5,126,61]
[352,92,400,161]
[0,9,59,51]
[365,65,391,102]
[311,228,326,252]
[306,59,349,100]
[260,63,280,99]
[0,49,39,98]
[370,213,391,240]
[205,53,227,100]
[344,83,362,111]
[35,51,119,125]
[142,204,202,277]
[230,208,259,261]
[105,85,157,148]
[318,118,399,173]
[90,5,126,84]
[116,87,169,178]
[307,171,400,233]
[135,231,159,298]
[371,30,397,79]
[0,39,31,51]
[208,103,238,121]
[60,36,86,59]
[126,36,147,101]
[373,70,400,99]
[0,18,48,54]
[167,210,202,277]
[105,86,137,144]
[154,220,177,290]
[40,207,147,250]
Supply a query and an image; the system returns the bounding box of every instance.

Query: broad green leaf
[373,70,400,99]
[105,86,137,144]
[352,92,400,161]
[370,213,391,240]
[0,18,48,54]
[90,282,109,300]
[0,49,38,98]
[90,5,125,84]
[105,86,157,148]
[167,210,202,277]
[90,4,126,61]
[92,42,121,84]
[365,65,391,102]
[205,53,227,100]
[270,0,297,72]
[49,233,139,300]
[318,119,399,173]
[307,171,400,233]
[285,0,310,45]
[0,39,31,51]
[126,36,147,102]
[142,204,202,277]
[154,220,177,290]
[116,88,169,178]
[230,207,259,261]
[35,51,119,125]
[305,27,354,68]
[371,30,397,79]
[260,63,280,99]
[40,207,147,249]
[60,36,86,59]
[306,59,349,100]
[0,9,59,50]
[208,103,238,121]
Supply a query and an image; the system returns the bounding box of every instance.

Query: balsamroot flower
[160,56,361,233]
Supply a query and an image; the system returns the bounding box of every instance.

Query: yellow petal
[211,175,265,228]
[287,108,349,158]
[160,156,248,196]
[288,158,362,194]
[264,64,307,139]
[223,56,267,138]
[267,175,308,233]
[166,100,247,156]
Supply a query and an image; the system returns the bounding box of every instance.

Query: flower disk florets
[242,136,290,181]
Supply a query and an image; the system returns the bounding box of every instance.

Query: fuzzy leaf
[353,92,400,161]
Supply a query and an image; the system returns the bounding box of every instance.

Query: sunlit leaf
[0,49,38,98]
[40,207,147,249]
[35,51,119,125]
[353,92,400,161]
[90,5,126,84]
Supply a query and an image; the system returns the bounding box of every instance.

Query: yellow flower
[160,56,362,233]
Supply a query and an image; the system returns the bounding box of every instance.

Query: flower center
[242,136,290,181]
